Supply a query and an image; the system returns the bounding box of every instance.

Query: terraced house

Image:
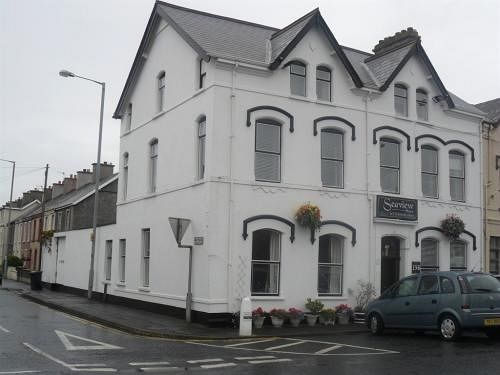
[105,2,484,322]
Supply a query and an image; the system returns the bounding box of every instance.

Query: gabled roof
[476,98,500,124]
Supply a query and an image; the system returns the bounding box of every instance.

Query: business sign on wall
[376,195,418,221]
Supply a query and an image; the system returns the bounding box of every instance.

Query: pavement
[1,279,367,340]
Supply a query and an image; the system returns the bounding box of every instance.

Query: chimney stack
[52,182,64,199]
[372,27,420,55]
[63,175,77,193]
[92,162,114,182]
[76,169,94,189]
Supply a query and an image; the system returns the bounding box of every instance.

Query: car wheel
[369,313,384,335]
[439,315,461,341]
[485,329,500,340]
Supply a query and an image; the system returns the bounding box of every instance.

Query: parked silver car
[366,271,500,340]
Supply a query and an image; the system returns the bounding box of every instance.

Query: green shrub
[7,255,23,268]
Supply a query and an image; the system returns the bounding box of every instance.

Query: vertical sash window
[251,229,281,295]
[321,129,344,188]
[255,120,281,182]
[290,62,306,96]
[380,138,400,193]
[318,234,344,295]
[421,146,438,198]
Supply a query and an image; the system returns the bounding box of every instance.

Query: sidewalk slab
[2,280,367,340]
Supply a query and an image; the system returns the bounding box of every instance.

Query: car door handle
[431,299,437,304]
[405,301,410,306]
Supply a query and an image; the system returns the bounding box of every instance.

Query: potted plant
[6,255,23,280]
[288,308,304,327]
[295,203,322,232]
[252,307,266,329]
[269,308,288,328]
[335,304,353,325]
[353,280,377,324]
[304,298,324,326]
[319,308,337,326]
[440,214,465,239]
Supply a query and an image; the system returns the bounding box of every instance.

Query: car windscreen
[465,274,500,293]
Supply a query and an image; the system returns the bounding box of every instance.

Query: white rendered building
[106,3,484,321]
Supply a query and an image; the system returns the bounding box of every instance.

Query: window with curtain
[321,129,343,188]
[197,117,206,179]
[157,71,165,112]
[490,237,500,274]
[149,140,158,192]
[119,239,126,283]
[142,229,150,287]
[449,151,465,201]
[416,89,428,121]
[380,138,400,193]
[104,240,112,281]
[318,234,344,295]
[394,84,408,116]
[421,145,438,198]
[255,120,281,182]
[290,61,306,96]
[450,240,467,271]
[251,229,281,295]
[123,153,129,200]
[316,66,331,101]
[421,238,439,271]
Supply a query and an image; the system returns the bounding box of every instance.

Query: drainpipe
[226,62,238,312]
[481,120,493,272]
[363,92,374,284]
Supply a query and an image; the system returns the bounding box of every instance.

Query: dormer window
[157,71,165,112]
[394,84,408,117]
[416,89,428,121]
[290,61,306,96]
[316,66,331,101]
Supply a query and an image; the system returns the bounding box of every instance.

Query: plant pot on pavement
[337,313,350,325]
[271,316,284,328]
[253,316,265,329]
[289,317,302,327]
[305,314,318,327]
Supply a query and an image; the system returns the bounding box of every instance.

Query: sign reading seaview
[376,195,418,221]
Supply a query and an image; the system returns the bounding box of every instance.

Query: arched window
[251,229,281,295]
[416,89,428,121]
[290,61,306,96]
[380,138,400,194]
[157,71,165,112]
[123,152,129,199]
[421,145,438,198]
[449,151,465,201]
[450,240,467,271]
[149,139,158,193]
[318,234,344,295]
[394,84,408,117]
[421,238,439,271]
[321,129,343,188]
[197,116,206,179]
[316,66,331,101]
[255,119,281,183]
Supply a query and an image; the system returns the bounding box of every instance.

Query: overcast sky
[1,0,499,204]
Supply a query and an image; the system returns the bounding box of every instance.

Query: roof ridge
[341,45,372,56]
[364,39,417,62]
[270,8,319,39]
[156,1,278,31]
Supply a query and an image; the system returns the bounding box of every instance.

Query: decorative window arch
[310,220,357,245]
[415,226,477,250]
[415,134,475,162]
[246,106,294,132]
[313,116,356,140]
[242,215,295,243]
[373,126,411,150]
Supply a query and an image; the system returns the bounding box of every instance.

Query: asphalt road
[1,288,500,374]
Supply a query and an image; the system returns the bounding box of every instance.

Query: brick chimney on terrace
[52,182,64,199]
[372,27,420,55]
[92,162,114,182]
[62,175,77,194]
[76,169,94,189]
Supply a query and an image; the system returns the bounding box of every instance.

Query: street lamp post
[0,159,15,278]
[59,69,105,300]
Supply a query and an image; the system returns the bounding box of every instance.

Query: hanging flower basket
[295,203,322,231]
[41,230,55,246]
[440,214,465,239]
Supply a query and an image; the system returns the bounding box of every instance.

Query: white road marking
[187,358,223,364]
[55,330,122,351]
[225,338,275,347]
[139,367,180,372]
[264,341,306,351]
[314,345,343,354]
[67,364,107,367]
[0,325,11,333]
[200,363,237,369]
[248,358,292,364]
[129,362,171,366]
[0,372,40,374]
[234,356,276,360]
[23,343,117,372]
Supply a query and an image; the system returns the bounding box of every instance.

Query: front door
[55,237,66,285]
[381,236,400,293]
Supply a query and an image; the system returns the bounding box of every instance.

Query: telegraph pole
[1,159,15,277]
[37,164,49,271]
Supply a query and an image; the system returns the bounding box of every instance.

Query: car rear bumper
[461,312,500,329]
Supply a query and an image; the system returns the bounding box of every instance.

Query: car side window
[440,276,455,294]
[395,277,418,297]
[418,275,439,295]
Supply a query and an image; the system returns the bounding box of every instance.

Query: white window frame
[157,71,165,112]
[416,88,428,121]
[104,240,112,281]
[450,240,467,271]
[255,120,281,183]
[290,61,306,96]
[141,229,150,287]
[421,145,438,198]
[394,84,408,117]
[321,129,344,188]
[316,66,331,101]
[490,237,500,274]
[197,117,206,179]
[119,239,126,283]
[380,138,400,194]
[317,234,344,296]
[251,229,281,296]
[421,238,439,271]
[149,140,158,193]
[449,151,465,202]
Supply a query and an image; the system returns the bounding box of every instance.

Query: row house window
[421,238,467,271]
[394,84,428,120]
[321,129,343,188]
[490,237,500,274]
[149,139,158,193]
[250,229,345,296]
[449,151,465,202]
[255,120,281,183]
[421,145,438,198]
[157,71,166,112]
[380,138,400,194]
[104,240,112,281]
[123,153,129,199]
[142,229,150,287]
[289,61,332,101]
[119,239,126,283]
